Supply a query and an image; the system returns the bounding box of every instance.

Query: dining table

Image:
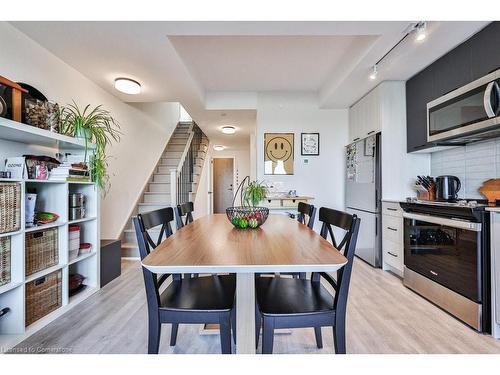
[141,213,347,354]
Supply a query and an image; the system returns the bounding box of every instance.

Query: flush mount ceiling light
[213,145,225,151]
[221,126,236,135]
[114,78,141,95]
[415,22,427,42]
[369,65,378,80]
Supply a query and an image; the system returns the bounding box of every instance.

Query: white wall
[194,146,251,217]
[256,92,349,215]
[0,22,179,239]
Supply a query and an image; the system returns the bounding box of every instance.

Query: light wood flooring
[12,259,500,354]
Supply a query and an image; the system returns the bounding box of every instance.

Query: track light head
[369,65,378,80]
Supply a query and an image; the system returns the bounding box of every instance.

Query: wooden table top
[142,214,347,274]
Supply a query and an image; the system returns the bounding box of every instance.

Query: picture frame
[264,133,294,175]
[301,133,319,156]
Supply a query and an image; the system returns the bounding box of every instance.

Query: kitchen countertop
[486,207,500,212]
[382,199,406,203]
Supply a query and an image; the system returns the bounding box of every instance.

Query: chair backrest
[317,207,360,313]
[133,211,174,313]
[176,201,194,229]
[134,207,175,257]
[297,202,317,229]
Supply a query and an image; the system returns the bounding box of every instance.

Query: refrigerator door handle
[375,216,378,236]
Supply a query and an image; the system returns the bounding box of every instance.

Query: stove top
[405,198,494,208]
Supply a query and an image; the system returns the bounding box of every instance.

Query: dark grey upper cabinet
[406,67,435,152]
[406,22,499,153]
[470,22,500,80]
[432,41,472,97]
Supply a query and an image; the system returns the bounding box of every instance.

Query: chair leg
[148,313,161,354]
[231,307,237,344]
[219,316,232,354]
[255,303,261,349]
[170,323,179,346]
[314,327,323,349]
[299,272,306,279]
[262,317,275,354]
[333,321,346,354]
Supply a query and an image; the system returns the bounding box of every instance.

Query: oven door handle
[402,212,482,231]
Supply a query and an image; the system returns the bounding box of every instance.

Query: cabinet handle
[387,227,398,232]
[353,137,360,142]
[367,131,375,135]
[430,270,438,276]
[386,208,398,211]
[387,251,398,258]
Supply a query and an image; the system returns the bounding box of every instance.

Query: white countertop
[382,199,406,203]
[486,207,500,212]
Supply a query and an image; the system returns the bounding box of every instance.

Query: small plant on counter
[243,180,268,207]
[59,101,121,192]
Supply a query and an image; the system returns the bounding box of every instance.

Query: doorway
[212,158,234,213]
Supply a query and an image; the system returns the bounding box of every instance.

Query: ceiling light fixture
[221,126,236,135]
[415,22,427,42]
[369,65,378,80]
[213,145,225,151]
[114,78,141,95]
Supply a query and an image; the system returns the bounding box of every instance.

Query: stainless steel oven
[401,207,491,332]
[427,68,500,143]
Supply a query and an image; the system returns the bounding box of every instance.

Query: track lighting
[369,65,378,80]
[415,22,427,42]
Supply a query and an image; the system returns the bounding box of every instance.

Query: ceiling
[10,21,490,149]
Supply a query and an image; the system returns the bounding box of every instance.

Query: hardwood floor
[12,258,500,354]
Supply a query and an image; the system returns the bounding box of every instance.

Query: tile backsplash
[431,138,500,199]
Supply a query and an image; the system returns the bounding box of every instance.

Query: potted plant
[226,176,269,229]
[59,101,121,192]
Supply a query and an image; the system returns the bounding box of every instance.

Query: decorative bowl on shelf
[226,206,269,229]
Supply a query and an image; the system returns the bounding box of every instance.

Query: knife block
[416,185,436,201]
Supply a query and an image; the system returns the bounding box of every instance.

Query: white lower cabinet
[381,201,404,276]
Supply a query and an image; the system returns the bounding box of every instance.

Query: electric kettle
[436,175,461,201]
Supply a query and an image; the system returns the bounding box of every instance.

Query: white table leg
[236,272,256,354]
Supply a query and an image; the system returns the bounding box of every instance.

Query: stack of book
[49,162,91,182]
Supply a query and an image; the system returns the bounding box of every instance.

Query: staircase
[121,122,209,257]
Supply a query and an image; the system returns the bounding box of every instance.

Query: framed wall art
[301,132,319,156]
[264,133,294,175]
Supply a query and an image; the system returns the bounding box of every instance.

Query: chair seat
[160,274,236,312]
[256,277,334,316]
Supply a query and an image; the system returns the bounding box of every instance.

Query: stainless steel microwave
[427,68,500,144]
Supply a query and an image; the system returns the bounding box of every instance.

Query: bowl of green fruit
[226,176,269,229]
[226,206,269,229]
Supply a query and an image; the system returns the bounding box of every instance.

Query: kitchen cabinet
[381,201,404,276]
[470,22,500,81]
[348,86,381,143]
[405,22,500,153]
[406,68,435,152]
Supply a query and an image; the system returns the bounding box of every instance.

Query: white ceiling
[169,35,377,91]
[10,21,490,149]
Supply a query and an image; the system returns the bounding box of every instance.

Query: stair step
[143,192,171,203]
[163,151,183,158]
[137,202,170,214]
[168,139,189,145]
[167,144,186,152]
[160,158,178,166]
[149,182,171,193]
[157,165,175,174]
[153,174,171,183]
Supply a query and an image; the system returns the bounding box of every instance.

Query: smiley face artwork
[264,133,294,175]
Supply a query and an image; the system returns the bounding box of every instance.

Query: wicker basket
[0,237,11,287]
[25,228,59,276]
[0,182,21,234]
[25,270,62,327]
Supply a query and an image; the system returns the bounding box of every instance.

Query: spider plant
[59,101,121,191]
[243,180,268,207]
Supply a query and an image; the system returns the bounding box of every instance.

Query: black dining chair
[297,202,317,229]
[133,207,236,354]
[254,207,361,354]
[176,201,194,230]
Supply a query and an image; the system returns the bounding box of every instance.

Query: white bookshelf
[0,117,100,352]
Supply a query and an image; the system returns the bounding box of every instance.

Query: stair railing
[170,122,204,206]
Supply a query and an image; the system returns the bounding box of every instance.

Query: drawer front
[281,199,306,208]
[383,215,403,244]
[383,238,403,270]
[382,201,402,217]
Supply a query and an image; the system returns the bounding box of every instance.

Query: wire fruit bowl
[226,206,269,229]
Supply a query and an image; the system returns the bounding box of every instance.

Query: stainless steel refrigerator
[345,133,381,267]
